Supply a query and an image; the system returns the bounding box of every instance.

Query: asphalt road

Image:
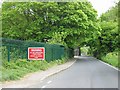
[30,56,119,88]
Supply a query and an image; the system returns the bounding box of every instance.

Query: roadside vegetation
[1,57,69,81]
[87,2,119,68]
[101,52,118,68]
[1,2,99,81]
[1,1,119,81]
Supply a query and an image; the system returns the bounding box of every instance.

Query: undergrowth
[1,57,69,82]
[101,52,118,68]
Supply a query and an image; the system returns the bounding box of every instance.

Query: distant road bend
[30,56,119,88]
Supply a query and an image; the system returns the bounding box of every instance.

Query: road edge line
[99,60,120,71]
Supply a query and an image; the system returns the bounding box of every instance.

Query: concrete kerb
[40,59,76,81]
[92,57,120,71]
[1,58,76,88]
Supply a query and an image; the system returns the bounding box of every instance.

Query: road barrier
[1,38,74,62]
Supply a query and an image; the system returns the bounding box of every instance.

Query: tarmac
[1,58,76,88]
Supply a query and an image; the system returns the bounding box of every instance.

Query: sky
[0,0,2,8]
[88,0,118,17]
[0,0,1,3]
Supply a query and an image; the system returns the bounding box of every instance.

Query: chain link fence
[1,38,74,62]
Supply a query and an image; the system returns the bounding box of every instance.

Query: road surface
[29,56,119,88]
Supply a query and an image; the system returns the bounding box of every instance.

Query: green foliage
[88,3,118,59]
[81,46,89,55]
[2,2,98,48]
[101,52,118,67]
[1,57,68,81]
[100,4,118,22]
[2,1,118,68]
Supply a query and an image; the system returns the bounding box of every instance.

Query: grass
[101,52,118,68]
[1,57,69,82]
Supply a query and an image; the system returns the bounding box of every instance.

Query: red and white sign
[28,47,45,60]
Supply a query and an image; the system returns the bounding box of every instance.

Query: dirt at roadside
[1,59,76,88]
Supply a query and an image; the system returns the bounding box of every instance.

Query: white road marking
[99,60,120,71]
[41,81,52,88]
[47,81,52,84]
[41,85,47,88]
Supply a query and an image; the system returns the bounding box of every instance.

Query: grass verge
[101,52,118,68]
[1,57,69,82]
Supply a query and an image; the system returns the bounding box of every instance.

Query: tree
[87,3,118,58]
[2,1,98,50]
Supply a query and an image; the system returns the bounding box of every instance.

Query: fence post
[26,47,29,61]
[7,46,10,62]
[52,47,54,61]
[26,47,30,62]
[21,47,23,59]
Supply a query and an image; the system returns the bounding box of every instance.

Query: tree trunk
[78,46,81,56]
[79,47,81,56]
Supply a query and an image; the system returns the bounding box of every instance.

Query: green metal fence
[1,38,74,62]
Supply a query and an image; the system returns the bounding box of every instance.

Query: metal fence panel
[1,38,74,62]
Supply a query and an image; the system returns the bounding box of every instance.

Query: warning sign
[28,47,45,60]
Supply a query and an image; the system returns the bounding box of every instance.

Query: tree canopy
[2,1,99,48]
[2,1,118,58]
[87,3,118,58]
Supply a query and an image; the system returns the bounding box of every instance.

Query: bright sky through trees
[88,0,118,17]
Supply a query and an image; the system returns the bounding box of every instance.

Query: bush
[101,52,118,67]
[1,57,69,81]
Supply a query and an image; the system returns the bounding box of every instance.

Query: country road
[28,56,119,88]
